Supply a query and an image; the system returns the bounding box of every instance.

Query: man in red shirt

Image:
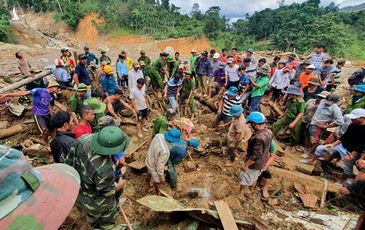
[74,105,94,139]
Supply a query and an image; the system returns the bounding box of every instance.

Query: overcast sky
[170,0,365,20]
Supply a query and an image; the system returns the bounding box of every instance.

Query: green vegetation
[1,0,365,60]
[0,4,12,43]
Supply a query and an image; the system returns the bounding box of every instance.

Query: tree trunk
[0,70,52,94]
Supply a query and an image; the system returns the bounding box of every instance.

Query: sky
[169,0,365,20]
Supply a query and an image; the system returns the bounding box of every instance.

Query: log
[0,70,52,94]
[195,95,217,111]
[214,200,239,230]
[320,178,328,208]
[0,124,24,139]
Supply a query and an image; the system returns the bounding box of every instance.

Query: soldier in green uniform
[150,52,169,97]
[137,50,151,71]
[67,126,129,230]
[99,49,112,64]
[179,72,196,118]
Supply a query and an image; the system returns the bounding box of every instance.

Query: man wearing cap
[195,51,212,95]
[167,138,201,190]
[249,66,270,112]
[145,128,181,194]
[101,65,117,97]
[67,126,129,229]
[0,81,63,144]
[138,50,151,70]
[225,57,240,88]
[128,62,144,92]
[273,85,305,147]
[300,94,344,162]
[240,112,273,192]
[296,60,311,79]
[227,105,248,162]
[298,64,316,89]
[285,54,296,67]
[208,61,225,98]
[52,58,72,88]
[303,77,323,101]
[68,83,88,124]
[0,145,80,230]
[243,48,256,64]
[346,85,365,113]
[83,45,98,66]
[308,44,327,70]
[300,91,330,149]
[310,109,365,180]
[190,49,198,76]
[60,48,75,74]
[164,66,183,111]
[179,72,196,118]
[215,86,244,126]
[150,52,169,97]
[73,54,92,98]
[99,49,111,64]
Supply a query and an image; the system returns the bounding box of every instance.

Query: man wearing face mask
[239,112,273,193]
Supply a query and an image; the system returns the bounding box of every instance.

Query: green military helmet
[84,98,106,114]
[92,126,130,155]
[0,145,80,229]
[76,83,88,92]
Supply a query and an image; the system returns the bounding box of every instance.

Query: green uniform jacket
[138,56,151,68]
[346,96,365,113]
[66,134,117,219]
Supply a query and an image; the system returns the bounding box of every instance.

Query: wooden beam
[214,200,239,230]
[0,70,52,94]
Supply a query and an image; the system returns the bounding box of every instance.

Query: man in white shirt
[128,62,144,92]
[130,78,149,138]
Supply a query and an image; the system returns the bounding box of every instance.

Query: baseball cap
[47,81,60,88]
[0,146,80,229]
[307,64,315,69]
[213,53,220,59]
[227,58,233,64]
[346,109,365,120]
[191,49,197,53]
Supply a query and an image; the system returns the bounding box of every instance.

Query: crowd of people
[1,43,365,229]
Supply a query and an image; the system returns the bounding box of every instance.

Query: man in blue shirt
[84,45,98,66]
[101,65,117,97]
[73,54,92,98]
[195,51,212,95]
[116,54,128,89]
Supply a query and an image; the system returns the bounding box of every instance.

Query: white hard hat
[54,59,64,67]
[307,64,315,69]
[213,53,220,59]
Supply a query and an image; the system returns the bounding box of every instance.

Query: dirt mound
[157,36,215,57]
[75,13,104,47]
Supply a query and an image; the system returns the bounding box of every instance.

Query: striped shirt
[309,52,327,70]
[222,92,244,116]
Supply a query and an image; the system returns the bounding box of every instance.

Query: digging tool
[119,206,133,230]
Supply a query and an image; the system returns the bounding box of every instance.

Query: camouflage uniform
[67,134,118,230]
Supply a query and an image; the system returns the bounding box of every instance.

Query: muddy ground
[0,11,362,230]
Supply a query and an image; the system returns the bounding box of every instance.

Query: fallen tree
[0,70,52,94]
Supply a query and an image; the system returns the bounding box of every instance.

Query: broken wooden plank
[268,101,284,117]
[126,161,146,170]
[125,139,148,157]
[320,178,328,208]
[299,193,318,208]
[214,200,239,230]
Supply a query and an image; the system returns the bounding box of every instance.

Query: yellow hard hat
[103,65,113,75]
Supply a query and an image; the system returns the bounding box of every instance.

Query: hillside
[340,2,365,12]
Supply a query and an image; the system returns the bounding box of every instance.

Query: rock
[212,180,229,199]
[184,161,197,172]
[268,198,279,206]
[0,121,8,129]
